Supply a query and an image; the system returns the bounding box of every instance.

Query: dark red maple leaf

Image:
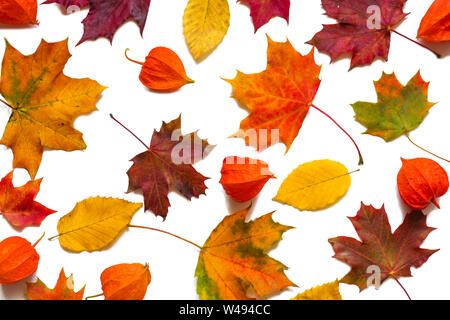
[329,203,437,296]
[0,171,56,229]
[43,0,88,9]
[111,114,212,219]
[308,0,407,69]
[78,0,151,45]
[238,0,290,32]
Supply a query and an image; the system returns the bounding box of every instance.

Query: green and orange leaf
[352,72,435,142]
[195,206,295,300]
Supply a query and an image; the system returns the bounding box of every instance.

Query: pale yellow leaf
[291,280,342,300]
[183,0,230,61]
[56,197,142,253]
[274,160,351,211]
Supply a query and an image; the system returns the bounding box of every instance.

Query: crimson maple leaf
[112,115,212,219]
[329,203,437,295]
[238,0,290,32]
[0,171,56,229]
[308,0,407,69]
[43,0,88,9]
[78,0,151,45]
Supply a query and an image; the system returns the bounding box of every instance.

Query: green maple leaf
[351,72,435,142]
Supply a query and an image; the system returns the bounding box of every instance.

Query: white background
[0,0,449,300]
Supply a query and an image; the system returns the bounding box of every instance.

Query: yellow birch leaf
[274,160,351,211]
[291,280,342,300]
[54,197,142,253]
[183,0,230,61]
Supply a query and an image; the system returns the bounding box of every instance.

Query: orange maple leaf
[225,36,320,152]
[27,268,85,300]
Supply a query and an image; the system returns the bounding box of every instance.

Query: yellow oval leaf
[291,280,342,300]
[56,197,142,253]
[274,160,351,211]
[183,0,230,61]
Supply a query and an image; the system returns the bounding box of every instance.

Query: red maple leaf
[0,171,56,229]
[329,203,437,297]
[238,0,290,32]
[43,0,88,9]
[78,0,151,45]
[111,115,211,219]
[308,0,407,69]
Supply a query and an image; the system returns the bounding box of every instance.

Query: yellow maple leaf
[183,0,230,61]
[0,39,106,178]
[291,280,342,300]
[274,160,352,211]
[52,197,142,253]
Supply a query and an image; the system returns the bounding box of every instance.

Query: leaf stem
[391,30,441,59]
[0,98,13,109]
[85,293,104,300]
[32,232,45,248]
[311,104,364,165]
[124,48,144,66]
[391,274,412,300]
[406,134,449,163]
[110,114,150,149]
[128,224,202,250]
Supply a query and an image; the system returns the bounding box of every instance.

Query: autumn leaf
[291,280,342,300]
[110,114,212,219]
[27,268,85,300]
[225,37,319,152]
[0,0,38,25]
[0,171,56,229]
[183,0,230,61]
[219,156,274,202]
[417,0,450,42]
[307,0,442,68]
[238,0,290,32]
[329,203,437,297]
[352,72,434,142]
[351,72,449,162]
[0,39,106,179]
[308,0,407,69]
[195,206,295,300]
[225,37,363,164]
[98,263,151,300]
[77,0,151,45]
[0,234,43,284]
[397,158,449,210]
[274,160,354,211]
[125,47,194,92]
[43,0,88,9]
[51,197,142,253]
